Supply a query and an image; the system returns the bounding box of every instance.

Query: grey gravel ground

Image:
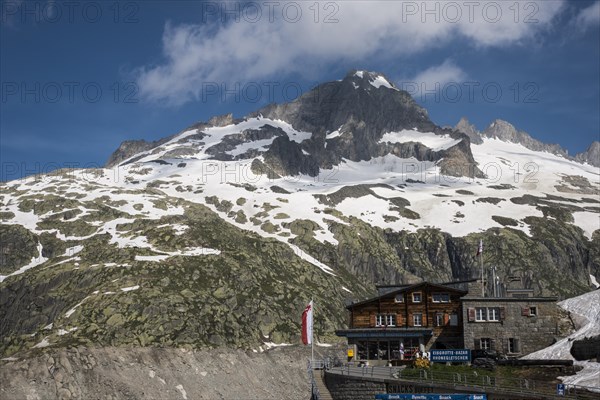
[0,345,344,400]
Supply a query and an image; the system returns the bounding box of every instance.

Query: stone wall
[462,298,564,356]
[325,373,386,400]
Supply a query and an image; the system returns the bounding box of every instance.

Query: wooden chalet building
[336,282,468,365]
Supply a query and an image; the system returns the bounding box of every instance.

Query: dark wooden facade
[337,282,467,363]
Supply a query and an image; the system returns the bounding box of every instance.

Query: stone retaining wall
[324,373,386,400]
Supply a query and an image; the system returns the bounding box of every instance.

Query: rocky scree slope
[0,345,339,400]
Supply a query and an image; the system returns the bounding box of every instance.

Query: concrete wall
[462,298,560,356]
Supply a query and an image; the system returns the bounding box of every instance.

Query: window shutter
[444,313,450,325]
[514,339,520,353]
[521,307,530,316]
[468,308,476,322]
[474,339,480,350]
[503,338,509,353]
[500,307,506,320]
[490,339,496,350]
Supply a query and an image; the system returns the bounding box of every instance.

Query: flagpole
[480,254,484,297]
[479,240,484,297]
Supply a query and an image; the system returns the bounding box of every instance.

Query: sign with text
[429,349,471,363]
[376,395,486,400]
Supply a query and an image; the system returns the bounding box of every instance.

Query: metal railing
[308,359,332,400]
[328,364,599,400]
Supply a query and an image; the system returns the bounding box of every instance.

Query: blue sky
[1,0,599,180]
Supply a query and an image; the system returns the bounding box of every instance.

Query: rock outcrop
[454,117,483,145]
[482,119,569,157]
[575,141,600,167]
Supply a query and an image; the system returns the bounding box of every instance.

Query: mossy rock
[0,224,39,274]
[233,211,248,224]
[0,212,15,221]
[492,216,519,227]
[270,186,290,194]
[475,197,505,205]
[261,222,279,233]
[383,215,399,222]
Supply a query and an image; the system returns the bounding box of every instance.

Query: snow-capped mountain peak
[348,70,398,91]
[1,70,598,362]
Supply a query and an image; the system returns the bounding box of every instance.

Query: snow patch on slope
[126,117,312,165]
[134,248,221,262]
[573,212,600,240]
[288,244,335,276]
[369,75,396,90]
[523,290,600,390]
[379,130,461,151]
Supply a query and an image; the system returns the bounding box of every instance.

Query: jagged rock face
[105,139,165,168]
[483,119,568,157]
[104,70,482,178]
[253,71,435,137]
[208,113,234,127]
[457,117,599,169]
[455,117,483,145]
[249,71,479,177]
[263,136,320,176]
[576,141,600,167]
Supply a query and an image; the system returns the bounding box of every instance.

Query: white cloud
[399,60,468,95]
[574,1,600,30]
[135,1,566,106]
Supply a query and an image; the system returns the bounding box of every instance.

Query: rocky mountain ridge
[575,141,600,167]
[108,71,481,178]
[1,70,598,362]
[454,117,600,167]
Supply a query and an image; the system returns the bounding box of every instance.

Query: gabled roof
[346,281,468,309]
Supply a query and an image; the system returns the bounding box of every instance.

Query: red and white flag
[301,301,313,345]
[476,239,483,256]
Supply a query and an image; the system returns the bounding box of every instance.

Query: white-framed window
[508,338,520,353]
[394,294,404,303]
[385,314,396,327]
[413,313,422,326]
[487,307,500,321]
[376,314,396,327]
[475,307,487,321]
[435,313,444,327]
[432,293,450,303]
[529,306,537,317]
[412,292,422,303]
[480,338,492,350]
